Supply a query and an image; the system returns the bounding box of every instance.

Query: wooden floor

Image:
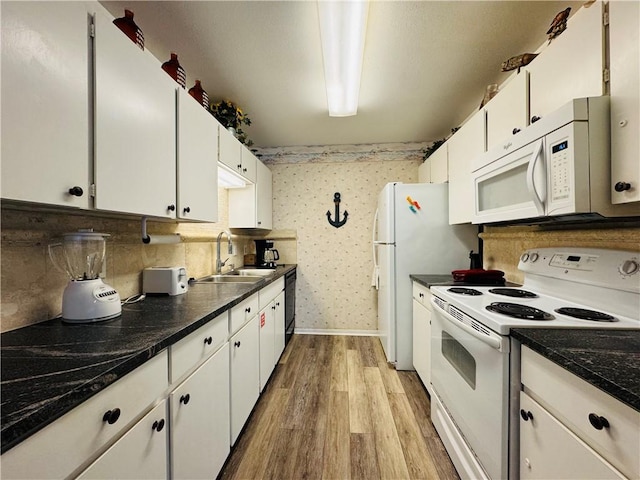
[219,334,459,480]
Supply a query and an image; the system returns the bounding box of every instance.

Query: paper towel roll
[142,234,181,245]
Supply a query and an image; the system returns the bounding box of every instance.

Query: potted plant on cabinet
[209,100,253,146]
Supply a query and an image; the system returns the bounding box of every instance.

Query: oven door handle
[430,298,504,351]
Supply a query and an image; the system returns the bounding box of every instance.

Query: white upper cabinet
[240,145,258,183]
[1,2,90,208]
[93,11,176,218]
[229,158,273,230]
[218,125,243,176]
[429,145,448,184]
[526,1,605,122]
[448,109,486,224]
[609,0,640,205]
[485,73,529,150]
[176,89,218,222]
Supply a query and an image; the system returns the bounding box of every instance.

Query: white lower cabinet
[229,315,260,445]
[412,282,432,392]
[519,392,624,480]
[77,401,168,480]
[520,346,639,480]
[170,343,230,479]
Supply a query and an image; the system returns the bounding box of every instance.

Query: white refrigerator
[373,182,477,370]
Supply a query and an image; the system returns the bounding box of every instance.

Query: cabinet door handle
[152,419,165,432]
[204,336,213,345]
[68,186,84,197]
[167,204,176,212]
[588,413,609,430]
[512,127,521,135]
[531,115,541,124]
[520,409,533,421]
[234,341,241,348]
[102,408,121,425]
[614,182,631,192]
[183,206,191,213]
[180,394,191,405]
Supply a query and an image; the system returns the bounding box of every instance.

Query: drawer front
[259,278,284,309]
[521,347,640,479]
[1,351,168,479]
[412,282,432,308]
[230,293,259,335]
[520,392,624,480]
[169,312,229,384]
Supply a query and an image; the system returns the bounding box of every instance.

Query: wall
[261,143,424,334]
[0,188,251,332]
[482,223,640,284]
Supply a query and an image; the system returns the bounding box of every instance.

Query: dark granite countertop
[0,265,296,453]
[410,274,520,288]
[512,328,640,412]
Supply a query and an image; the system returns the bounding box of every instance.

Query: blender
[48,230,121,323]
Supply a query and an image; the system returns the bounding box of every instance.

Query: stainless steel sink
[233,268,276,277]
[191,274,264,284]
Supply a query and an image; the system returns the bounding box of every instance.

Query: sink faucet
[216,230,233,274]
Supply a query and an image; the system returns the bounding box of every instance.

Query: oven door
[430,299,510,480]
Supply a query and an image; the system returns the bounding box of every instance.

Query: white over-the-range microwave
[471,96,640,224]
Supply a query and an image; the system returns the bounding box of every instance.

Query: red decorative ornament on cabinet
[112,9,144,50]
[188,80,209,109]
[161,53,186,89]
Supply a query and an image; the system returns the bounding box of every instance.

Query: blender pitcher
[49,230,121,323]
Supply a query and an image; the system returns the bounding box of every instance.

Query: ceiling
[100,1,581,149]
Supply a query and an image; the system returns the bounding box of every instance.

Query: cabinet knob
[102,408,121,425]
[183,206,191,213]
[180,394,191,405]
[512,128,521,135]
[237,164,242,170]
[243,168,247,173]
[245,307,251,314]
[68,186,84,197]
[272,305,276,310]
[419,293,424,298]
[614,182,631,192]
[276,302,280,307]
[152,419,165,432]
[520,409,533,422]
[204,336,213,345]
[588,413,609,430]
[167,204,176,212]
[531,115,541,124]
[234,341,241,348]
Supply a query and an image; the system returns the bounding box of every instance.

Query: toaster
[143,267,188,296]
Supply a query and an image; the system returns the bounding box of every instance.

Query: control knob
[619,259,639,276]
[520,253,530,263]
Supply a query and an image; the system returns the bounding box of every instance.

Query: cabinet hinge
[90,183,96,197]
[603,68,610,83]
[603,10,609,26]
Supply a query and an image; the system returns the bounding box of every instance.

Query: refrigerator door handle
[371,208,380,289]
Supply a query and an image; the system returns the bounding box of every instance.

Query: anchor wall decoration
[327,192,348,228]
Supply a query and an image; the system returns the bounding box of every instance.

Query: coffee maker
[254,240,279,268]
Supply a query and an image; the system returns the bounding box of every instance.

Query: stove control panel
[549,253,598,271]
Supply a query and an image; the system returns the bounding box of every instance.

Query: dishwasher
[284,269,296,344]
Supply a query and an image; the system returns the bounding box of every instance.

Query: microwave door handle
[526,140,545,215]
[430,298,504,351]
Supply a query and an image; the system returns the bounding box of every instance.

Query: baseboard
[294,328,380,337]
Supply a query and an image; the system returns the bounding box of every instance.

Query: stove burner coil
[555,307,617,322]
[489,288,538,298]
[447,287,482,296]
[486,302,554,320]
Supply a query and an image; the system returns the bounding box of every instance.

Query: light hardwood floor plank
[350,433,381,480]
[347,349,373,434]
[363,367,411,479]
[388,392,441,479]
[330,335,349,392]
[322,390,351,479]
[397,371,440,439]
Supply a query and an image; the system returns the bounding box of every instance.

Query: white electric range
[428,248,640,480]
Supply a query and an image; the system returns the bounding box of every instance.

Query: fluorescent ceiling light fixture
[218,164,247,189]
[317,0,369,117]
